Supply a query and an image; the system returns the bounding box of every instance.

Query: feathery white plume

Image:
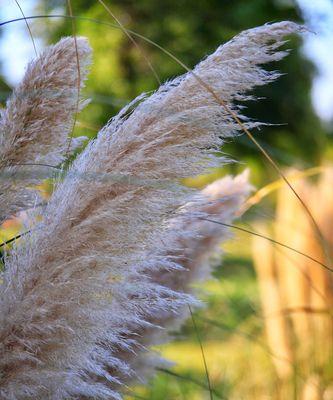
[0,37,92,223]
[0,22,300,399]
[100,171,252,387]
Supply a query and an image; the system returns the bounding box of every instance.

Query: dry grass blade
[97,0,161,85]
[65,0,82,156]
[188,304,213,400]
[157,368,227,400]
[13,0,37,56]
[252,225,294,379]
[244,167,325,213]
[201,219,332,272]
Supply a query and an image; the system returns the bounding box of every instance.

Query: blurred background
[1,0,333,399]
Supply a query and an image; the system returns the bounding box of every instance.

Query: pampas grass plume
[0,37,92,223]
[109,171,252,385]
[0,22,300,399]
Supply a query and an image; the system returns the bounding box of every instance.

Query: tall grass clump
[253,166,333,399]
[0,21,301,399]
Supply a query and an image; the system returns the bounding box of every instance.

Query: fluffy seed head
[0,37,92,223]
[0,22,300,399]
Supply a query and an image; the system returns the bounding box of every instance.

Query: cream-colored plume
[0,37,91,224]
[104,171,252,386]
[0,22,300,399]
